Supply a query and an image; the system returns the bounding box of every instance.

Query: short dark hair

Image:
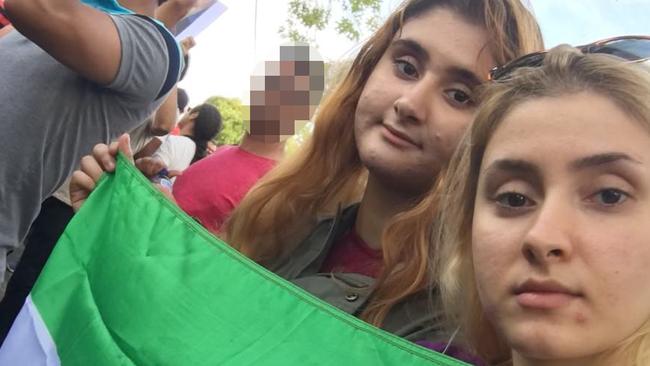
[177,88,189,113]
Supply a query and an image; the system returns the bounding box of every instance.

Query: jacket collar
[269,203,359,279]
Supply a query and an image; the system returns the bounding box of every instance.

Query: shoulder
[164,135,196,155]
[107,14,181,100]
[168,135,195,145]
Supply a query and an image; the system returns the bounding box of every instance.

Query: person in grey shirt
[0,0,185,282]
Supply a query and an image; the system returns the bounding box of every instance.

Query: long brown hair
[436,46,650,364]
[225,0,544,327]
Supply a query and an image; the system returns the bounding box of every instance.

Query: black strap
[134,14,182,100]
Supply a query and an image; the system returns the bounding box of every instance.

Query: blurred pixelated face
[473,92,650,364]
[246,45,324,143]
[354,8,495,194]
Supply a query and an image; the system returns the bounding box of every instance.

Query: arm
[151,87,178,135]
[154,0,197,30]
[150,37,195,134]
[0,24,11,38]
[4,0,121,85]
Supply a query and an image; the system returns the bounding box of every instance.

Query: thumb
[117,134,134,163]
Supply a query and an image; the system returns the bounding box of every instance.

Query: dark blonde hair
[436,46,650,364]
[226,0,544,328]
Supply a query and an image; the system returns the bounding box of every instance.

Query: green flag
[0,155,467,365]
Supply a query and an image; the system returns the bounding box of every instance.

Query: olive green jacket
[265,204,448,342]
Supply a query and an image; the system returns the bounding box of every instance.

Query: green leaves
[206,96,245,146]
[280,0,381,43]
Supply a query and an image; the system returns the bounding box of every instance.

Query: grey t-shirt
[0,14,178,281]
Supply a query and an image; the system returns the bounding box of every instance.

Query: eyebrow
[391,39,430,64]
[390,39,483,87]
[446,66,483,88]
[484,153,642,179]
[483,159,542,179]
[569,152,642,170]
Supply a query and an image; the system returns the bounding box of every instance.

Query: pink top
[320,229,383,278]
[172,145,277,233]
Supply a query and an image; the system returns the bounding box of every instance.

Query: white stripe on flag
[0,295,60,365]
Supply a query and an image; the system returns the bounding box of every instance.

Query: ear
[188,111,200,121]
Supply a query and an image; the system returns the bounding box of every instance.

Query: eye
[444,89,475,107]
[394,59,419,79]
[495,192,533,208]
[592,188,629,206]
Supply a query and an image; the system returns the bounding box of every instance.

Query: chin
[507,325,592,362]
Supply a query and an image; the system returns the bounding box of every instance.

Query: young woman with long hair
[222,0,542,337]
[435,44,650,364]
[71,0,544,347]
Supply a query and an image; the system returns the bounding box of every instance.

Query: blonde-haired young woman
[435,43,650,364]
[71,0,543,348]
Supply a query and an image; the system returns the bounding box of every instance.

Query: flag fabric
[0,155,467,365]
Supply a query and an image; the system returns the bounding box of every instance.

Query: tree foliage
[204,95,313,156]
[280,0,381,43]
[284,122,314,155]
[205,96,245,146]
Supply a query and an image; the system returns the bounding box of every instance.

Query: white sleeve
[153,136,172,168]
[153,136,196,172]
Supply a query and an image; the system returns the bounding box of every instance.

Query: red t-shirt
[172,145,276,233]
[319,229,383,278]
[0,0,10,28]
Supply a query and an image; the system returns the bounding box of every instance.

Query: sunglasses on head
[489,35,650,81]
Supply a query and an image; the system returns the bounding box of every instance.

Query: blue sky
[533,0,650,47]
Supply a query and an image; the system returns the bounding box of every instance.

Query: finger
[135,157,167,178]
[92,143,116,172]
[79,155,105,183]
[69,170,95,212]
[107,140,120,158]
[117,133,134,163]
[70,169,97,194]
[168,170,182,178]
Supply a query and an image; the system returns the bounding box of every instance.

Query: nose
[521,197,575,266]
[393,79,432,124]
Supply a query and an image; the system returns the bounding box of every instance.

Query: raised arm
[154,0,197,30]
[151,87,179,135]
[4,0,125,85]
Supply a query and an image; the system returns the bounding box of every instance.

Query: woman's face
[354,7,495,194]
[472,92,650,363]
[178,110,197,136]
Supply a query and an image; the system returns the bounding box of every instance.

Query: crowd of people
[1,0,650,364]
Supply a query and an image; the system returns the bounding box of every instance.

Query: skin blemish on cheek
[574,311,587,324]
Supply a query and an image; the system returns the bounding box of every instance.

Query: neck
[239,133,285,161]
[118,0,156,16]
[355,174,420,250]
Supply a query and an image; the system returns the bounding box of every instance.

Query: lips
[382,124,419,148]
[513,279,582,310]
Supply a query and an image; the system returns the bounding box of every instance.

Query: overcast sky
[179,0,650,104]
